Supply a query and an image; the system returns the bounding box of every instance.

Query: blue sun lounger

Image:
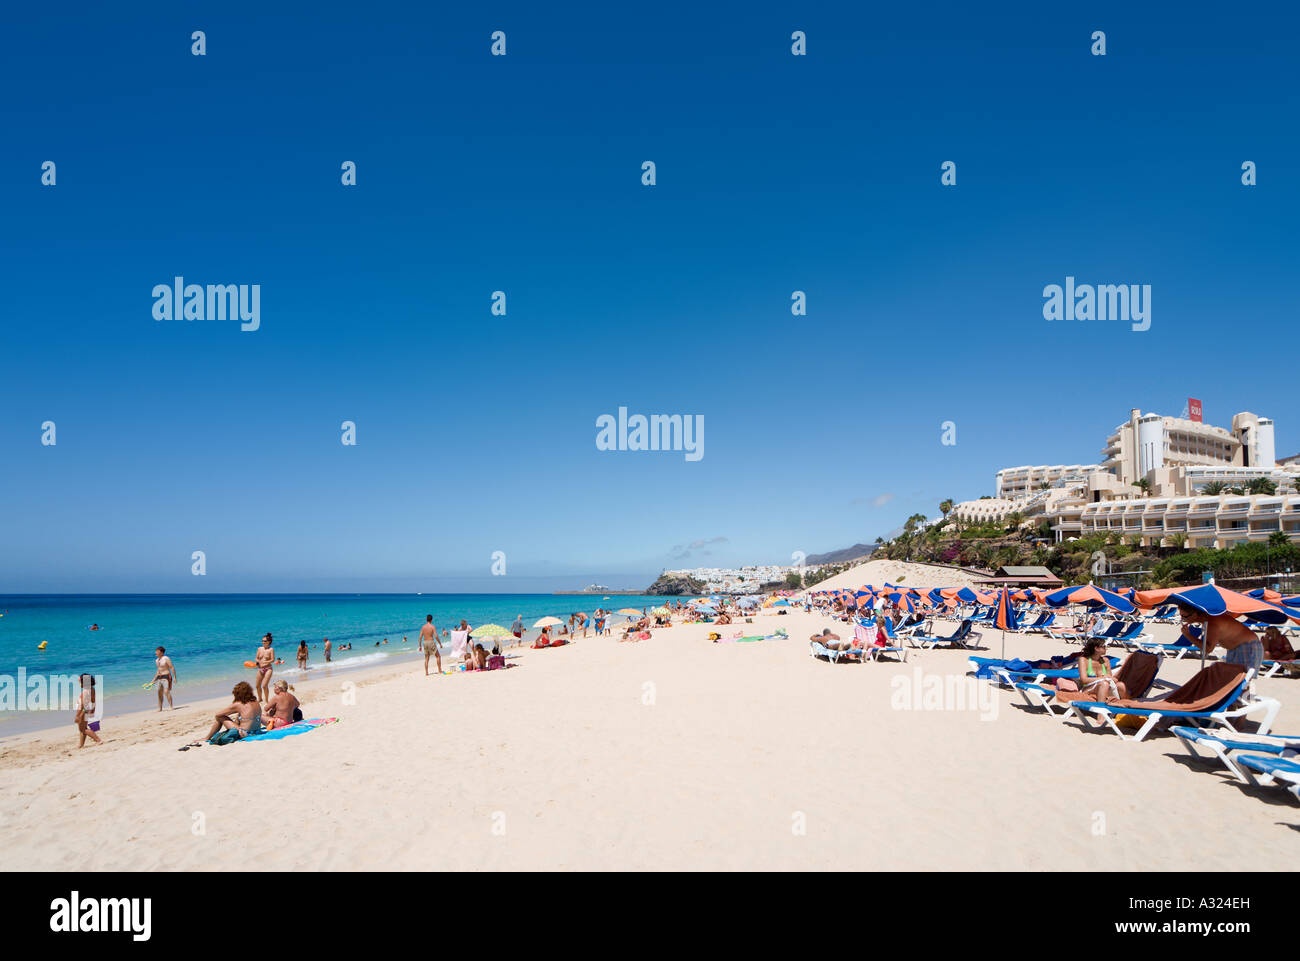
[1171,726,1300,782]
[919,619,981,650]
[1233,754,1300,800]
[1066,665,1278,742]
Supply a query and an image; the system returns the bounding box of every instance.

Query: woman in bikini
[1073,638,1126,701]
[297,640,309,671]
[204,682,264,742]
[254,634,275,702]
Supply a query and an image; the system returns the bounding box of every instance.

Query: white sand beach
[2,563,1297,871]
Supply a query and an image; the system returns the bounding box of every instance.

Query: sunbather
[1061,638,1126,701]
[262,680,300,730]
[1263,626,1297,661]
[204,682,264,742]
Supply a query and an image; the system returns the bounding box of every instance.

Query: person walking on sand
[511,614,523,644]
[151,646,177,711]
[255,634,275,702]
[419,614,443,676]
[324,637,332,663]
[75,674,103,748]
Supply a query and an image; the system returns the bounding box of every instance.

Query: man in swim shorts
[324,637,332,662]
[152,646,177,711]
[255,633,275,701]
[1180,609,1265,673]
[419,614,443,676]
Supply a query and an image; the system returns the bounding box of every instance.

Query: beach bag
[209,728,242,746]
[1114,714,1144,730]
[486,654,505,670]
[292,707,303,722]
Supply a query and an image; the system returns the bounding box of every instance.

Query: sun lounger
[1015,652,1164,719]
[919,619,981,650]
[1260,659,1300,679]
[993,655,1122,689]
[1232,754,1300,800]
[1142,605,1178,624]
[1171,726,1300,782]
[1066,663,1279,742]
[1021,611,1057,633]
[855,624,906,661]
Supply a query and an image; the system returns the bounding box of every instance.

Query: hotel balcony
[1187,501,1218,518]
[1217,499,1251,518]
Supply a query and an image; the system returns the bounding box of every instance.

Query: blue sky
[2,1,1297,592]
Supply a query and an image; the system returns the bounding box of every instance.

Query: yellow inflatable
[243,660,256,668]
[37,641,48,650]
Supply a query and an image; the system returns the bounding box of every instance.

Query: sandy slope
[809,558,983,593]
[1,609,1297,871]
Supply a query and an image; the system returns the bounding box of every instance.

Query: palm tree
[1132,478,1152,494]
[1248,477,1278,496]
[1200,481,1227,496]
[939,499,954,519]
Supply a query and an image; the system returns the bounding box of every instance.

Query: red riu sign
[1188,398,1203,423]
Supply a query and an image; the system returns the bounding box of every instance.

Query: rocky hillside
[645,572,707,595]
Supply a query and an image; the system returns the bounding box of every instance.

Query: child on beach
[75,674,102,748]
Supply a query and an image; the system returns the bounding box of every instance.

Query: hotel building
[953,407,1300,548]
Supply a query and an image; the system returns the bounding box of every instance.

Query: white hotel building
[954,408,1300,549]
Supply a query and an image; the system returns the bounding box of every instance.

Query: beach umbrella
[469,623,514,645]
[651,606,670,615]
[1044,585,1136,614]
[993,587,1021,658]
[616,608,643,616]
[532,616,563,628]
[1246,587,1284,603]
[1132,586,1185,609]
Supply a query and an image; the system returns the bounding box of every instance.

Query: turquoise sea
[0,594,668,736]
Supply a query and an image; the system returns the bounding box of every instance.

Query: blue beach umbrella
[1044,585,1136,614]
[993,588,1020,658]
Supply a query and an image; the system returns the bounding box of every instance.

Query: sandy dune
[809,558,983,593]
